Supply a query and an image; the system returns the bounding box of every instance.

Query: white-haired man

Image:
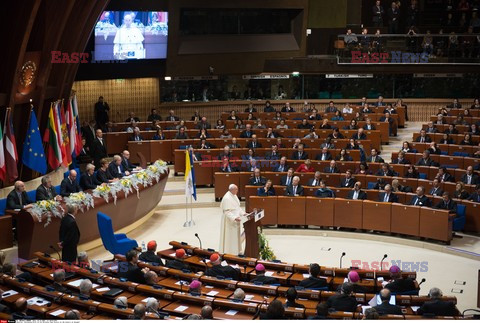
[219,184,247,254]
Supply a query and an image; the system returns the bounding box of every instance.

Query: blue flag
[22,110,47,174]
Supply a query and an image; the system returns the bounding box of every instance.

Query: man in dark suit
[281,102,294,112]
[107,155,128,179]
[94,96,110,130]
[11,298,36,320]
[387,2,400,33]
[46,269,70,294]
[379,184,399,203]
[121,150,137,173]
[392,151,410,164]
[461,166,480,185]
[347,182,367,200]
[285,176,304,196]
[374,288,402,315]
[244,102,257,113]
[417,287,460,316]
[58,204,80,262]
[417,150,435,167]
[340,170,356,188]
[205,253,240,280]
[384,265,417,294]
[60,170,82,197]
[376,163,395,177]
[220,158,240,173]
[435,192,457,211]
[125,112,140,123]
[166,109,180,121]
[436,167,455,183]
[298,263,327,289]
[280,168,295,186]
[447,99,462,110]
[324,160,340,173]
[118,249,148,284]
[217,146,232,161]
[429,179,444,196]
[315,147,332,161]
[265,144,281,160]
[364,118,376,130]
[36,175,60,201]
[326,283,358,312]
[91,129,108,168]
[250,264,279,285]
[307,171,322,187]
[284,287,305,308]
[195,117,211,130]
[248,168,267,186]
[468,184,480,202]
[409,186,431,207]
[239,124,254,138]
[129,128,143,142]
[165,248,190,271]
[246,134,262,149]
[139,240,164,266]
[351,128,367,141]
[366,148,384,163]
[372,0,384,26]
[291,144,308,160]
[147,108,162,121]
[81,120,97,151]
[258,180,276,196]
[274,157,289,172]
[415,129,432,143]
[6,181,33,210]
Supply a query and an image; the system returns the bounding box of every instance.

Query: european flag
[22,110,47,174]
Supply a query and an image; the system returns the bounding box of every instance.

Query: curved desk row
[16,170,169,260]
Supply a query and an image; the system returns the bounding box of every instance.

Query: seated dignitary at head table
[80,163,102,190]
[204,253,240,280]
[417,287,460,316]
[257,180,276,196]
[315,180,336,198]
[77,279,93,299]
[165,248,191,271]
[298,263,328,289]
[285,176,304,196]
[6,181,33,210]
[434,191,457,211]
[409,186,431,207]
[347,181,367,200]
[36,175,61,201]
[60,169,82,197]
[118,249,149,284]
[373,288,403,315]
[96,158,117,184]
[139,240,164,266]
[326,282,359,312]
[121,150,140,172]
[378,184,398,203]
[383,265,416,294]
[248,168,267,186]
[284,287,305,308]
[108,155,129,179]
[250,264,279,285]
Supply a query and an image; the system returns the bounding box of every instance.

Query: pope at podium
[219,184,247,255]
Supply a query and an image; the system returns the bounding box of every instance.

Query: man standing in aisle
[58,204,80,262]
[94,96,110,131]
[219,184,247,255]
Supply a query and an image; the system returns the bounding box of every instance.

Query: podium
[243,209,264,258]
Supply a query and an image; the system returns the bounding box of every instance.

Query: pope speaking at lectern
[219,184,247,255]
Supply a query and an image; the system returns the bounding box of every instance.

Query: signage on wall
[172,76,219,81]
[325,74,373,79]
[242,74,290,80]
[413,73,462,78]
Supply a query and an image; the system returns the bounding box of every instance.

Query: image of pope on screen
[113,13,145,59]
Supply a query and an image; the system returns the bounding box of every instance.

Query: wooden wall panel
[73,78,160,123]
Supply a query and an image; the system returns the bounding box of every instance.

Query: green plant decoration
[258,228,276,261]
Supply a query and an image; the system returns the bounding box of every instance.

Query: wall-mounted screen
[94,11,168,61]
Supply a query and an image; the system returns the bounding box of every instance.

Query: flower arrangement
[258,229,276,261]
[110,178,133,204]
[30,199,64,227]
[64,192,94,212]
[92,184,111,203]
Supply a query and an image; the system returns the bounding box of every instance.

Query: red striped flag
[43,103,62,169]
[4,109,18,182]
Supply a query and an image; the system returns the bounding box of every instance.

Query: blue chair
[453,152,469,157]
[367,182,376,189]
[453,204,466,231]
[440,151,448,155]
[27,190,36,203]
[318,91,330,99]
[419,173,427,179]
[97,212,138,256]
[0,199,6,216]
[54,185,61,195]
[331,92,343,99]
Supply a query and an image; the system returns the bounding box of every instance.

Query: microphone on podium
[339,252,346,268]
[380,254,388,271]
[419,278,426,286]
[49,245,61,260]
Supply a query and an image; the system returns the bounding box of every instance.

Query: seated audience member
[380,112,396,135]
[409,186,431,206]
[107,155,128,179]
[299,263,327,289]
[344,119,358,130]
[276,119,288,130]
[188,280,202,295]
[374,288,402,315]
[280,168,295,186]
[152,128,166,140]
[249,168,267,186]
[11,298,36,320]
[366,148,384,163]
[80,163,102,190]
[292,144,308,160]
[453,181,470,200]
[307,171,322,187]
[439,133,454,145]
[319,119,332,130]
[64,310,81,319]
[468,184,480,202]
[165,248,190,271]
[46,269,69,293]
[379,184,398,203]
[429,178,444,196]
[444,124,459,135]
[436,167,455,183]
[460,133,474,146]
[316,147,332,161]
[245,159,259,172]
[461,166,480,185]
[435,191,457,211]
[320,137,335,150]
[425,121,437,133]
[392,151,410,164]
[265,144,281,160]
[139,240,164,266]
[77,251,90,269]
[129,127,143,141]
[417,287,460,316]
[258,180,276,196]
[347,182,367,200]
[125,112,140,123]
[250,264,279,285]
[415,129,432,143]
[166,109,179,121]
[265,127,279,139]
[246,134,262,149]
[220,158,239,173]
[344,270,367,293]
[328,127,345,139]
[297,119,311,129]
[355,162,371,175]
[174,126,189,139]
[324,160,340,173]
[405,165,420,178]
[364,118,376,130]
[296,159,315,173]
[303,127,319,139]
[196,117,211,130]
[281,102,294,113]
[373,177,387,190]
[384,265,416,294]
[133,304,147,320]
[309,302,329,319]
[147,108,162,121]
[417,150,436,167]
[351,128,367,140]
[36,175,61,201]
[144,271,159,286]
[315,180,336,198]
[345,138,360,150]
[240,124,254,138]
[391,179,412,193]
[336,148,353,161]
[331,110,344,121]
[188,146,203,162]
[284,287,305,308]
[285,176,304,197]
[400,141,412,153]
[326,283,358,312]
[219,128,232,139]
[60,170,82,197]
[264,100,275,112]
[118,249,149,284]
[260,300,285,320]
[78,279,93,299]
[145,297,162,318]
[428,142,441,155]
[233,288,245,302]
[376,163,395,177]
[205,253,240,280]
[200,305,213,320]
[274,156,289,172]
[340,170,356,188]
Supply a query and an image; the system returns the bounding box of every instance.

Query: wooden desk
[162,300,203,316]
[213,307,255,320]
[248,196,277,225]
[362,200,392,231]
[391,203,420,236]
[334,198,363,228]
[278,196,306,225]
[306,197,334,226]
[419,208,453,242]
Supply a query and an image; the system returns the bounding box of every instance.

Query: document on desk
[68,279,99,289]
[96,287,110,292]
[2,290,18,298]
[27,296,50,306]
[206,291,218,296]
[225,310,238,316]
[265,271,274,277]
[49,309,66,317]
[303,273,310,278]
[175,305,189,312]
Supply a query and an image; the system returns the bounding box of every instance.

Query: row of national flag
[0,95,82,183]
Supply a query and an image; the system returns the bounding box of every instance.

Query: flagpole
[183,195,191,227]
[189,195,195,226]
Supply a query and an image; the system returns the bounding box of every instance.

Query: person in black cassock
[58,204,80,262]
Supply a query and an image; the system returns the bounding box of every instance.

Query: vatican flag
[184,150,197,200]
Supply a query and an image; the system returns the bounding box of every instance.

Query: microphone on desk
[49,245,61,260]
[380,254,388,271]
[194,233,202,250]
[339,252,346,268]
[243,265,248,282]
[252,299,268,320]
[419,278,426,286]
[180,281,184,294]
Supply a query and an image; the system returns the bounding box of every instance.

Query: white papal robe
[113,26,145,59]
[219,191,245,254]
